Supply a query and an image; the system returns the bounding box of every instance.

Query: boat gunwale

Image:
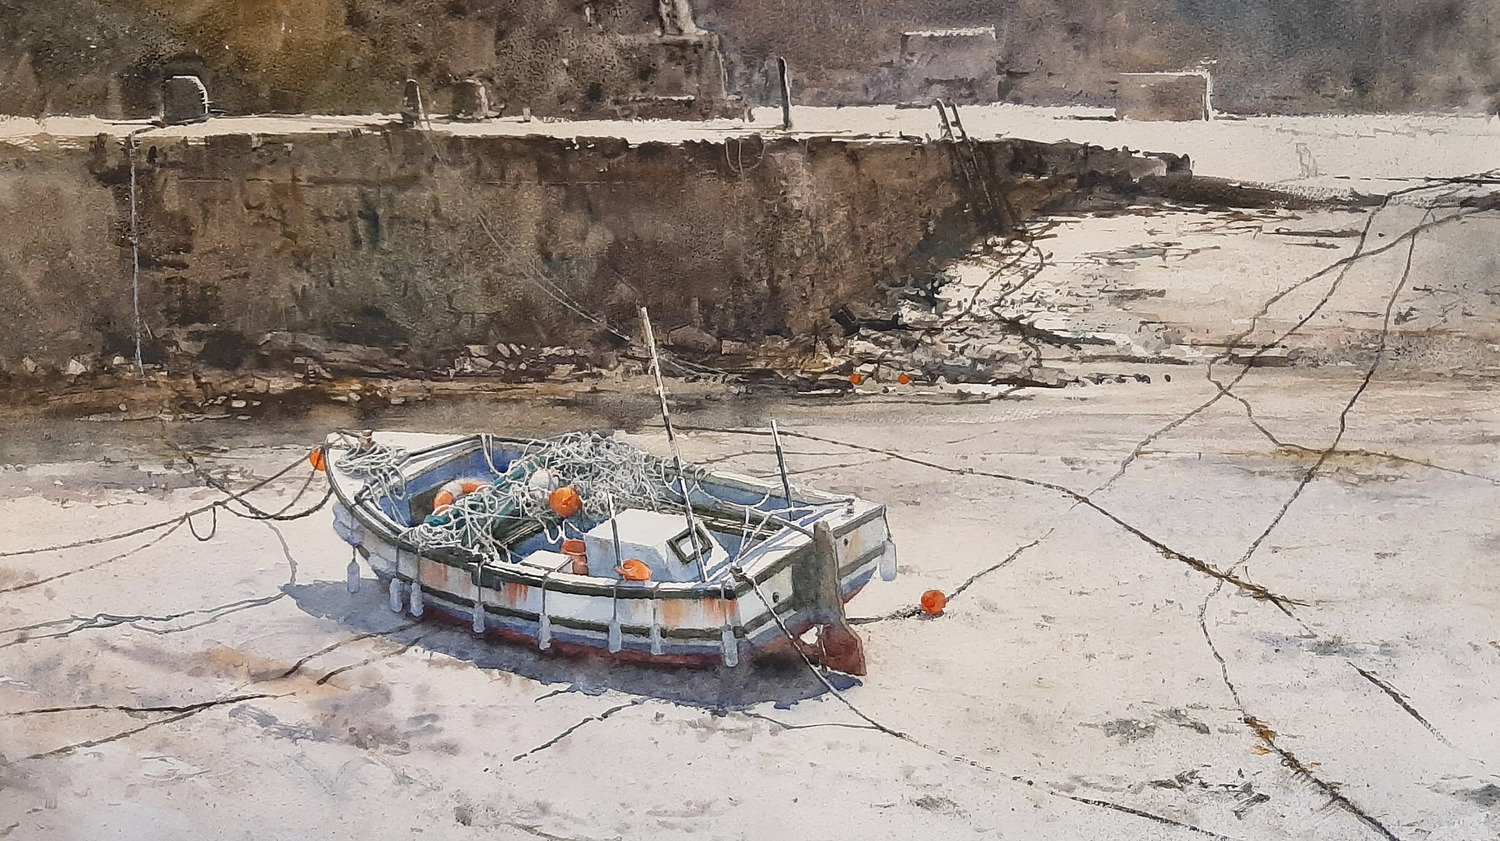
[327,433,887,600]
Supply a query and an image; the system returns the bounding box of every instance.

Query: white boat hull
[325,432,897,672]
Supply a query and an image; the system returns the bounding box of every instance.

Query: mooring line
[689,424,1299,608]
[0,450,323,560]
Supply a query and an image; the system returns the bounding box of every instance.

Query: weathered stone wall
[9,0,1500,118]
[1116,73,1211,121]
[893,28,1002,105]
[0,0,738,120]
[0,136,125,367]
[0,125,1181,374]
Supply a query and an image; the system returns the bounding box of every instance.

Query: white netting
[401,432,682,557]
[337,442,410,503]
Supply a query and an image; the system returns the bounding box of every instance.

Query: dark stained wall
[3,1,1498,118]
[0,126,1177,369]
[0,0,735,118]
[694,0,1500,113]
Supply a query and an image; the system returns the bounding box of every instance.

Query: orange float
[617,559,652,581]
[308,446,327,472]
[897,373,912,385]
[548,485,582,518]
[433,478,490,515]
[848,372,864,385]
[562,539,589,575]
[920,589,947,616]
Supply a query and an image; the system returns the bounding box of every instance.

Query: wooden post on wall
[778,57,792,130]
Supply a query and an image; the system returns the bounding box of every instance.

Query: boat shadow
[284,578,858,709]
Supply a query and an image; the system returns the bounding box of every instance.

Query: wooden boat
[324,430,897,674]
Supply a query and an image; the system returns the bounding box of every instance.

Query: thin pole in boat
[607,491,624,567]
[640,307,708,582]
[606,492,624,647]
[770,419,794,509]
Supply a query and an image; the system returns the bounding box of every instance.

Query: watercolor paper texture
[2,2,1498,839]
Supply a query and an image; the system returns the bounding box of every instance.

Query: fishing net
[337,441,410,503]
[401,432,683,560]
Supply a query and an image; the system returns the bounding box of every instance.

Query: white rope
[346,432,851,567]
[338,442,411,503]
[399,433,677,557]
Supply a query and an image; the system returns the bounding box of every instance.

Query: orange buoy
[849,372,864,385]
[562,539,589,575]
[617,559,652,581]
[308,446,327,472]
[897,373,912,385]
[433,478,491,515]
[549,485,582,518]
[920,589,947,616]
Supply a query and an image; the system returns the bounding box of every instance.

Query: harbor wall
[0,123,1183,375]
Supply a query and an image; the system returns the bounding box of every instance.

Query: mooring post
[401,79,424,127]
[777,57,792,130]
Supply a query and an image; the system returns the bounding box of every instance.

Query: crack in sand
[1096,196,1480,495]
[1199,582,1404,841]
[1,513,307,651]
[1057,793,1236,840]
[1215,386,1500,486]
[686,425,1300,609]
[1350,665,1455,750]
[1201,207,1475,761]
[1229,208,1428,575]
[0,594,287,650]
[0,520,187,595]
[739,710,878,733]
[7,693,279,718]
[274,621,423,681]
[501,822,608,841]
[1083,192,1480,777]
[511,698,649,762]
[1160,206,1445,839]
[313,629,435,686]
[17,692,283,761]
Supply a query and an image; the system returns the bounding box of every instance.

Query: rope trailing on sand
[0,449,329,559]
[683,424,1299,608]
[731,566,1233,839]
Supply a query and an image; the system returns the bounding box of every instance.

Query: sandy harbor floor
[3,106,1500,839]
[2,354,1497,840]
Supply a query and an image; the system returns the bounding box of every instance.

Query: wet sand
[2,351,1497,839]
[3,106,1500,839]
